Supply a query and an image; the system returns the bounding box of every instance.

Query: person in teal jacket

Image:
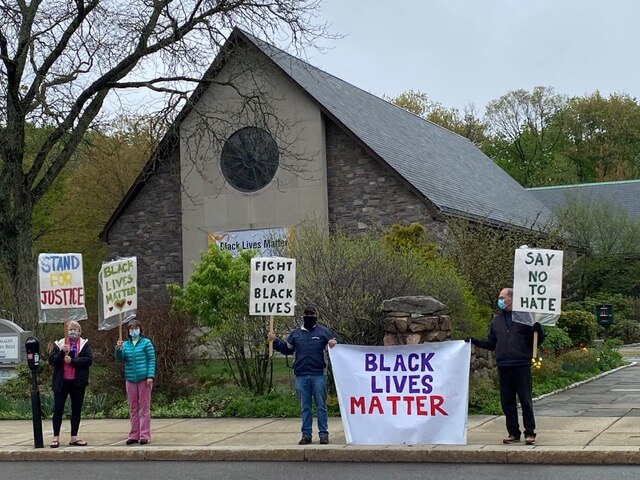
[115,318,156,445]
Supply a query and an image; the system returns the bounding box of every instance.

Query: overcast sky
[306,0,640,113]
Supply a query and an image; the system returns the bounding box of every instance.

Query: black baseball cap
[303,305,318,315]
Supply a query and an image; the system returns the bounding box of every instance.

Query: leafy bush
[468,374,502,415]
[566,294,640,323]
[556,310,598,346]
[289,223,487,345]
[532,354,562,382]
[591,341,625,371]
[607,318,640,344]
[540,326,573,354]
[558,349,599,376]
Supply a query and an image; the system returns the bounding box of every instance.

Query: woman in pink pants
[115,318,156,445]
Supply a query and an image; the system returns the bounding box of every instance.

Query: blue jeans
[295,375,328,437]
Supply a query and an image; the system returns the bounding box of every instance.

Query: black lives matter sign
[249,257,296,316]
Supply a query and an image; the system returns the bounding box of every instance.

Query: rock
[381,296,448,315]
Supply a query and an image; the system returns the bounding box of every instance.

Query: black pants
[52,381,86,436]
[498,365,535,438]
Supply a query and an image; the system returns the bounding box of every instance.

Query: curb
[1,446,639,464]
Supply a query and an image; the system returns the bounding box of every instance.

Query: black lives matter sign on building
[249,257,296,316]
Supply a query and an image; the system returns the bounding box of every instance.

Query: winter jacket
[272,323,335,376]
[473,311,545,367]
[49,337,93,392]
[114,337,156,382]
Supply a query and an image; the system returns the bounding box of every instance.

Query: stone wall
[381,295,495,378]
[104,140,183,307]
[325,120,447,241]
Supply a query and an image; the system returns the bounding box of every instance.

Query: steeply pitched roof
[528,180,640,219]
[101,28,554,240]
[237,30,554,230]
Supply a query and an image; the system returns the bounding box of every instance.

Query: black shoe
[319,435,329,445]
[126,439,138,445]
[298,435,312,445]
[139,439,149,445]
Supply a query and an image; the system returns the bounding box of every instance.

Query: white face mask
[68,330,80,339]
[129,329,140,338]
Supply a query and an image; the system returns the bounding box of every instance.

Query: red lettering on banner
[348,395,448,416]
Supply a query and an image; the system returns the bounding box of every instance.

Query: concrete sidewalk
[0,411,639,464]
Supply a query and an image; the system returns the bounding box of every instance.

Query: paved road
[2,461,639,480]
[534,345,640,417]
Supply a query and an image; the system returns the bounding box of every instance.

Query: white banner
[209,227,291,257]
[38,253,85,309]
[249,257,296,316]
[512,247,563,325]
[99,257,138,321]
[329,342,471,445]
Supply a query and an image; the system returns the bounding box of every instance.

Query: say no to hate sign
[513,248,563,314]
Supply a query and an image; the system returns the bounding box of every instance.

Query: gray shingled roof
[239,30,554,230]
[528,180,640,219]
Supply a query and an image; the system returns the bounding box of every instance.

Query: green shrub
[556,310,598,346]
[540,326,573,354]
[558,349,599,376]
[591,341,625,371]
[607,318,640,344]
[532,354,562,382]
[468,374,501,415]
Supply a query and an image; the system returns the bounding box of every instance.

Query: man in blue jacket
[468,288,545,446]
[268,305,337,445]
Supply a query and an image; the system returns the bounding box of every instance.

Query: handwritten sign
[99,257,138,320]
[249,257,296,316]
[513,248,563,316]
[38,253,85,309]
[329,342,470,444]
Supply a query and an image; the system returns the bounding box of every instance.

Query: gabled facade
[100,29,553,306]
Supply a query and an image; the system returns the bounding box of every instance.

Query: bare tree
[0,0,328,331]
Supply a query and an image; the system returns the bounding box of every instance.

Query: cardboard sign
[512,247,563,325]
[38,253,85,309]
[249,257,296,316]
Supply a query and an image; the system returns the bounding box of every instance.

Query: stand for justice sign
[512,247,563,318]
[249,257,296,316]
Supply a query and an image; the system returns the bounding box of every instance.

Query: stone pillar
[381,296,451,346]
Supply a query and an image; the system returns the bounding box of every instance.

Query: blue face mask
[129,329,140,338]
[497,299,507,310]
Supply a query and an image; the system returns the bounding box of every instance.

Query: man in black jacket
[468,287,544,445]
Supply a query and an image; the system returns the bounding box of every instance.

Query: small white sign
[249,257,296,316]
[99,257,138,320]
[0,335,19,362]
[513,248,563,315]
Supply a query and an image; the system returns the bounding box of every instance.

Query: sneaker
[319,435,329,445]
[139,439,149,445]
[525,435,536,445]
[502,435,520,444]
[125,439,138,445]
[298,435,312,445]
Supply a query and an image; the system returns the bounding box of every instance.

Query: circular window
[220,127,279,192]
